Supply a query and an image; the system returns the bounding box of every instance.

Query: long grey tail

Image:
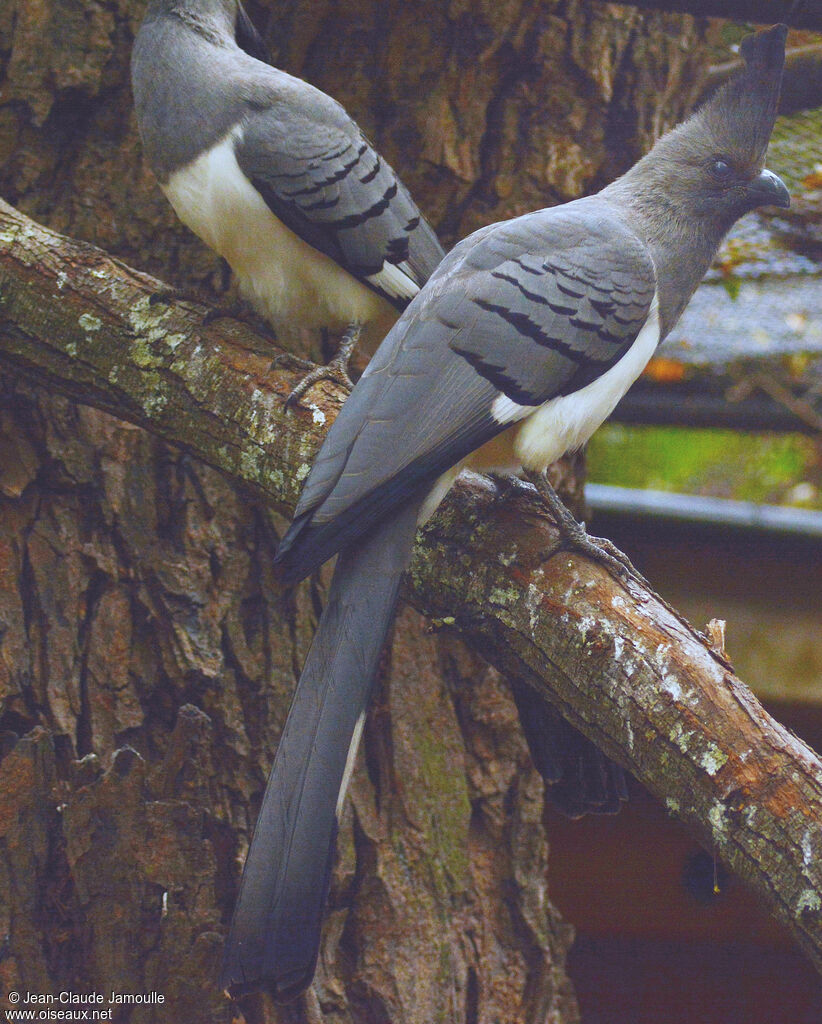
[220,498,423,1001]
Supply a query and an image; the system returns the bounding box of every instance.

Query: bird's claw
[199,300,245,325]
[148,285,177,306]
[146,286,243,327]
[525,470,649,592]
[285,357,355,408]
[285,323,361,408]
[488,472,520,505]
[557,523,650,592]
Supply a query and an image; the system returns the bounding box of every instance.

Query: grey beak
[749,168,790,209]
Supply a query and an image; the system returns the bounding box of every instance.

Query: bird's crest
[691,24,787,171]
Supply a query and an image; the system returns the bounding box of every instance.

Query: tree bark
[0,214,580,1022]
[0,0,711,321]
[3,200,822,1000]
[0,3,781,1023]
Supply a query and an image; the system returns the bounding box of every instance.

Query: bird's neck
[159,2,235,45]
[600,173,732,340]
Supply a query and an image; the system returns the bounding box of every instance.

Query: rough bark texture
[0,0,709,333]
[5,201,822,1017]
[0,3,722,1022]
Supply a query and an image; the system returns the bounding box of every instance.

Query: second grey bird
[131,0,444,362]
[132,0,623,955]
[221,25,790,1000]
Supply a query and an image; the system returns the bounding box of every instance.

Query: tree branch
[621,0,822,31]
[2,197,822,973]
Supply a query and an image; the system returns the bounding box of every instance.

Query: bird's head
[613,24,790,235]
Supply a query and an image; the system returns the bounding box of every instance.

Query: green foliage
[587,424,821,507]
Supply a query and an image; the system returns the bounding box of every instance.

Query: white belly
[510,301,660,471]
[427,301,660,525]
[162,131,395,340]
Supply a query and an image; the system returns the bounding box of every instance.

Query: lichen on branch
[2,196,822,979]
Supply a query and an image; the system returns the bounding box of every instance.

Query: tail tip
[221,969,316,1005]
[220,947,318,1003]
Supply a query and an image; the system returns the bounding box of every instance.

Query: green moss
[797,890,821,914]
[139,373,169,417]
[708,802,727,837]
[143,388,169,417]
[130,337,164,369]
[127,295,172,343]
[489,585,520,606]
[234,447,289,498]
[239,446,265,482]
[588,424,821,508]
[402,725,471,898]
[700,744,729,776]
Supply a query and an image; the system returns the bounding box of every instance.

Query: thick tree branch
[2,198,822,973]
[623,0,822,31]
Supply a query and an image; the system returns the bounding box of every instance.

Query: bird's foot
[525,470,650,591]
[147,284,171,304]
[198,298,256,327]
[285,323,361,408]
[269,352,314,373]
[147,286,257,328]
[488,472,521,505]
[285,355,354,408]
[147,283,194,309]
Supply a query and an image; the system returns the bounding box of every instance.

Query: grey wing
[445,217,657,402]
[276,201,656,582]
[235,103,444,305]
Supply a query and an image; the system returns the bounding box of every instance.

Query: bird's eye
[711,159,733,179]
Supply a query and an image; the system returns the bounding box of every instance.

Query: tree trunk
[0,2,713,1021]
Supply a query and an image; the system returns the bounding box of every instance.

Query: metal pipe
[586,483,822,540]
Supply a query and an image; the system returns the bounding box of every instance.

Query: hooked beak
[748,168,790,209]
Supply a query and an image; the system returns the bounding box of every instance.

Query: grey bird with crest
[213,23,789,1002]
[131,0,444,393]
